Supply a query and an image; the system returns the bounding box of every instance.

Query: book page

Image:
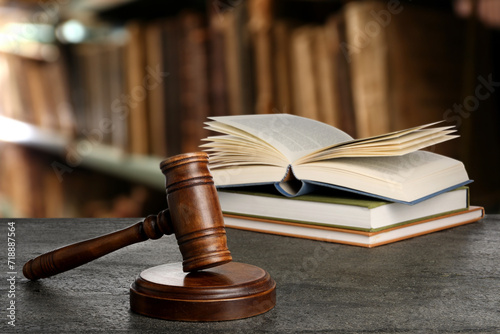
[293,151,469,202]
[208,114,353,162]
[299,151,457,184]
[296,122,456,163]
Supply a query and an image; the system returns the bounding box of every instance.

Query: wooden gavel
[23,152,232,280]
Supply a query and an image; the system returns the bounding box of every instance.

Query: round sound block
[130,262,276,321]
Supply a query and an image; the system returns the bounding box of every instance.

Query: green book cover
[219,186,470,232]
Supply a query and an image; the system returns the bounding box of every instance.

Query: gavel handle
[23,210,172,280]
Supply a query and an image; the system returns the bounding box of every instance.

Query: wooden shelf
[0,196,14,217]
[70,0,136,12]
[0,116,68,155]
[76,144,164,191]
[0,116,165,191]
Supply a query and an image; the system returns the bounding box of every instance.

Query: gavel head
[160,152,232,272]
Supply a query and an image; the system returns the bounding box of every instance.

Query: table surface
[2,215,499,333]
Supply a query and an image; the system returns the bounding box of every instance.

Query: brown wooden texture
[23,152,232,279]
[160,152,232,272]
[23,210,173,280]
[130,262,276,321]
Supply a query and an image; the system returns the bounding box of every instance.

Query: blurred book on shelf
[0,0,499,216]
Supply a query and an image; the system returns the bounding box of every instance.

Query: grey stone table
[1,215,499,333]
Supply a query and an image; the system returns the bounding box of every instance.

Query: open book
[202,114,471,204]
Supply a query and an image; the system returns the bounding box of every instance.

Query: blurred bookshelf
[0,116,164,188]
[0,0,499,217]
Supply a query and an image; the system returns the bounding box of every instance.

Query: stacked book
[218,186,483,248]
[203,114,485,247]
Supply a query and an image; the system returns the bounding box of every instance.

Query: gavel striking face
[23,152,232,280]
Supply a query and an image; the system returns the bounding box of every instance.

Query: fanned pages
[202,114,471,204]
